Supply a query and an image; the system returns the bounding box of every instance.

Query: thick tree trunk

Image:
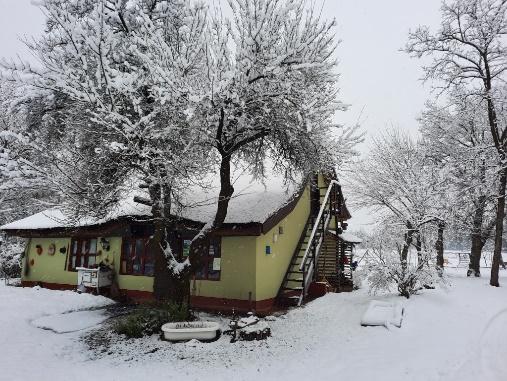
[436,221,445,271]
[149,180,189,305]
[469,234,484,277]
[401,223,415,268]
[152,217,172,300]
[189,154,234,273]
[399,222,415,299]
[468,198,486,277]
[490,167,506,287]
[415,231,422,266]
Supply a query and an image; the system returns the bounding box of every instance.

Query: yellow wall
[21,185,312,302]
[22,237,75,285]
[20,236,150,290]
[191,236,257,301]
[254,186,311,301]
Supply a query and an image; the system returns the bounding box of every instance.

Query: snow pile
[360,300,404,328]
[32,310,110,334]
[0,268,506,381]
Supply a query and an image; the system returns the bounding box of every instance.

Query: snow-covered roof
[1,210,71,231]
[0,166,301,231]
[328,230,362,244]
[337,232,362,244]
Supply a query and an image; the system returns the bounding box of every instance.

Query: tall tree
[2,0,359,303]
[406,0,507,286]
[1,0,212,301]
[185,0,361,267]
[419,89,497,276]
[351,130,449,273]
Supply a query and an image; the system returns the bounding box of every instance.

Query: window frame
[120,237,155,277]
[194,237,221,281]
[67,238,98,271]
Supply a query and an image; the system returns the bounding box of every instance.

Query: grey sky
[0,0,443,230]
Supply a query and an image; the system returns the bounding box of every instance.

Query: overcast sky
[0,0,443,230]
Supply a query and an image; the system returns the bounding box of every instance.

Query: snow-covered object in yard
[238,321,271,341]
[32,310,110,334]
[360,300,404,328]
[241,321,269,334]
[0,166,300,230]
[161,321,221,342]
[237,315,259,328]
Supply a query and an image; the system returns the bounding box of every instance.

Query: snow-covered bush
[361,228,444,298]
[0,236,24,279]
[114,302,190,339]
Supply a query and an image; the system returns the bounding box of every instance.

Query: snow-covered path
[0,270,505,381]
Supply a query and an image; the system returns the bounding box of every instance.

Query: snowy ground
[0,267,506,381]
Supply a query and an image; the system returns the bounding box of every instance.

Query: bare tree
[1,0,212,302]
[419,88,497,276]
[350,130,449,274]
[406,0,507,286]
[185,0,361,268]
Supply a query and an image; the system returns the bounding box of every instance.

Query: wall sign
[212,258,221,271]
[183,240,192,257]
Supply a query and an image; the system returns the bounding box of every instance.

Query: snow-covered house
[1,171,357,314]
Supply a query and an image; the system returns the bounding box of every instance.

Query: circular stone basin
[161,321,220,342]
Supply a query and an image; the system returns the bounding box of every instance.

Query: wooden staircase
[277,216,313,306]
[277,180,341,307]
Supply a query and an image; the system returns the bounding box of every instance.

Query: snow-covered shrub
[361,229,444,298]
[114,302,190,338]
[0,236,24,279]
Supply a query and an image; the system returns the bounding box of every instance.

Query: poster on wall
[183,240,192,257]
[213,258,221,271]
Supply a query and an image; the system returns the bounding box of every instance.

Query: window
[68,238,98,271]
[195,238,221,281]
[120,238,155,276]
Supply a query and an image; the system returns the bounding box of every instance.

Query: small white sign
[213,258,221,271]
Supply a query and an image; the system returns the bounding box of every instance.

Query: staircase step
[287,278,303,282]
[284,286,303,291]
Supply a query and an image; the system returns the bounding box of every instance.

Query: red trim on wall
[21,280,75,291]
[120,289,153,300]
[190,295,276,315]
[20,281,277,314]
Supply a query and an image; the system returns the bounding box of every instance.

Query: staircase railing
[298,180,340,305]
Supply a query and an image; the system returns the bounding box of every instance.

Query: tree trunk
[469,234,484,277]
[490,167,506,287]
[436,221,445,271]
[415,231,422,266]
[189,154,234,274]
[468,198,486,277]
[213,154,235,228]
[149,180,189,304]
[152,217,172,300]
[401,223,415,267]
[398,223,415,298]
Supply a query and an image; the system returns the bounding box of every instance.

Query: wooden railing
[298,180,340,305]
